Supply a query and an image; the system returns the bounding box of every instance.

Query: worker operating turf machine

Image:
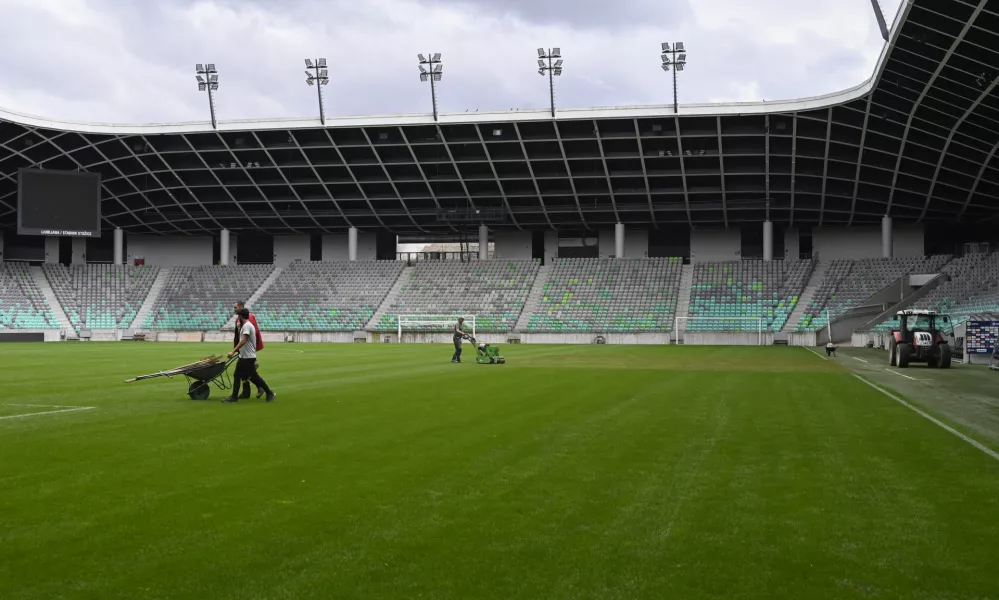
[463,335,506,364]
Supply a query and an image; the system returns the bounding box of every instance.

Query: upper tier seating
[526,257,683,333]
[0,262,57,329]
[376,260,539,332]
[686,260,814,332]
[43,264,159,330]
[143,265,274,330]
[795,256,952,331]
[252,261,404,331]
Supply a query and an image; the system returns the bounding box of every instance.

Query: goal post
[674,316,764,345]
[397,314,476,341]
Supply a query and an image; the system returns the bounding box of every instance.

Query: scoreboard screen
[17,168,102,237]
[965,321,999,354]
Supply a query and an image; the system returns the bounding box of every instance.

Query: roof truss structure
[2,0,999,235]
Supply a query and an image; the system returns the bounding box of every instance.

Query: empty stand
[252,261,404,331]
[0,262,57,329]
[143,265,275,330]
[376,260,539,332]
[686,260,814,332]
[525,258,682,333]
[43,264,159,330]
[795,256,952,331]
[868,253,999,330]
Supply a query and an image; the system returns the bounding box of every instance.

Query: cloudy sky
[0,0,903,125]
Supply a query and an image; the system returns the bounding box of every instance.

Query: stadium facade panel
[1,0,998,236]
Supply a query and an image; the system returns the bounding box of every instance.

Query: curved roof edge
[0,2,911,136]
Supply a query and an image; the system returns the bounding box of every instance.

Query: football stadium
[3,1,999,598]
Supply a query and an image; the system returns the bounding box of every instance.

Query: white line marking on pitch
[7,404,88,408]
[803,346,827,360]
[0,406,96,421]
[853,374,999,462]
[883,368,931,382]
[852,356,869,363]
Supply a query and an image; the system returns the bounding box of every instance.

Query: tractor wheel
[939,344,953,369]
[897,343,912,368]
[889,340,898,366]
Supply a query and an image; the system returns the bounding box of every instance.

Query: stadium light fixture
[195,62,220,129]
[304,57,330,125]
[418,53,443,121]
[661,42,688,114]
[537,47,563,118]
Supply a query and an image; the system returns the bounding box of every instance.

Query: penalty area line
[852,374,999,463]
[0,406,96,421]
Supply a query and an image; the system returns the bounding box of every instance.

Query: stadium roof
[2,0,999,236]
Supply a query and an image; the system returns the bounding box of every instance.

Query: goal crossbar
[397,314,476,340]
[674,316,764,345]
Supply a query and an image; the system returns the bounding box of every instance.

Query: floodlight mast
[660,42,687,114]
[195,63,219,129]
[304,58,330,125]
[418,53,443,121]
[537,48,563,118]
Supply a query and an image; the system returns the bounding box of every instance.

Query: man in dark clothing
[224,308,275,403]
[452,317,468,363]
[233,300,264,398]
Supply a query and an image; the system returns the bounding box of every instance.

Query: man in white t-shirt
[224,308,275,403]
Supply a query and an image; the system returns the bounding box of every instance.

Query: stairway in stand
[783,260,828,333]
[221,267,284,330]
[366,266,414,330]
[672,264,694,343]
[514,264,551,332]
[29,266,75,337]
[130,268,170,330]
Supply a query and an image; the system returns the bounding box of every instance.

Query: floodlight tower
[660,42,687,114]
[537,48,563,118]
[418,53,443,121]
[195,63,219,129]
[304,58,330,125]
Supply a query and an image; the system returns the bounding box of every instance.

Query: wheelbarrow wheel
[188,381,211,400]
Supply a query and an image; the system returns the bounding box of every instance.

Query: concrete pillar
[0,230,4,263]
[478,225,489,260]
[881,215,893,258]
[348,227,358,262]
[763,220,773,261]
[44,237,59,264]
[614,223,625,258]
[113,228,123,265]
[220,229,230,266]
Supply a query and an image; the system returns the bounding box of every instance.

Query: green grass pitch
[2,342,998,600]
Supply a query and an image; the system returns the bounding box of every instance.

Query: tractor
[887,309,954,369]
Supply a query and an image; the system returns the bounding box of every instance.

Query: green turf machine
[465,335,506,364]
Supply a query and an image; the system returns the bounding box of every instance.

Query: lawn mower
[463,335,506,364]
[887,309,953,369]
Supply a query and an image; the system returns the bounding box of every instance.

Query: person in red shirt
[233,300,265,398]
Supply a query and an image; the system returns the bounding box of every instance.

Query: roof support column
[220,229,230,266]
[615,223,625,259]
[478,225,488,261]
[763,221,773,262]
[348,227,358,262]
[113,228,123,266]
[881,216,893,259]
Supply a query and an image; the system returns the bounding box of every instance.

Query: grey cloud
[420,0,696,30]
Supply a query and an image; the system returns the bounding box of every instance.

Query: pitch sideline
[851,374,999,463]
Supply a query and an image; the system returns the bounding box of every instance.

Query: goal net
[397,315,476,341]
[674,316,765,345]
